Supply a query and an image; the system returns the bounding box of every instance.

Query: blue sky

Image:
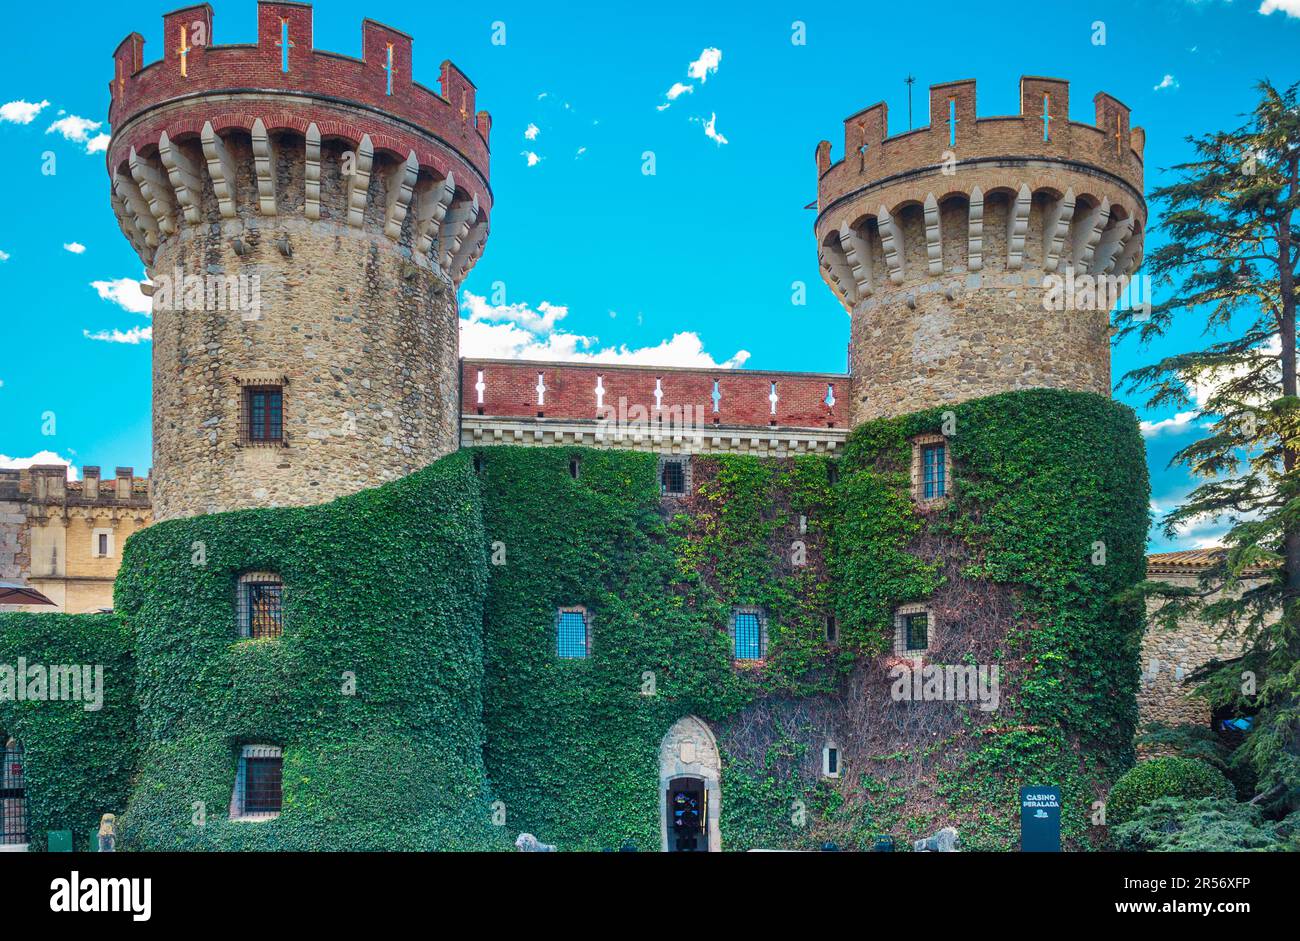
[0,0,1297,551]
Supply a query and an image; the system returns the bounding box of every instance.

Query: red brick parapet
[462,359,849,430]
[107,3,490,210]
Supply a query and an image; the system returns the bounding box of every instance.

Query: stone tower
[106,2,491,520]
[814,77,1144,424]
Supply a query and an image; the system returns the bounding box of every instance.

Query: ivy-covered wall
[112,452,506,850]
[0,612,135,851]
[0,388,1147,852]
[476,388,1149,851]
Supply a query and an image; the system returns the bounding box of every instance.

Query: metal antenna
[905,75,916,130]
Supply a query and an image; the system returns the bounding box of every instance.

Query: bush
[1111,796,1295,851]
[1107,757,1234,827]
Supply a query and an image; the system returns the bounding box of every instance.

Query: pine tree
[1118,81,1300,808]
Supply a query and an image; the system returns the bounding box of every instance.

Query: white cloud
[459,291,748,368]
[1140,411,1199,437]
[524,123,540,140]
[86,134,110,154]
[1260,0,1300,16]
[521,151,542,167]
[63,242,86,254]
[0,249,9,262]
[0,451,77,479]
[687,48,722,83]
[0,99,49,125]
[693,112,729,146]
[46,114,102,143]
[575,146,587,158]
[83,326,152,344]
[90,277,152,315]
[1153,74,1180,92]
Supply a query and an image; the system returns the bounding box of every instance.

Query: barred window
[556,607,590,659]
[0,738,27,846]
[242,386,283,445]
[661,459,685,495]
[905,612,929,651]
[238,573,284,639]
[232,745,282,820]
[731,608,766,661]
[922,444,946,500]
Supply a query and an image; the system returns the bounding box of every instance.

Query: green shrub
[1111,796,1294,851]
[1107,757,1234,827]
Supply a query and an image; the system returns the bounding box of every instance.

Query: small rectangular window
[97,533,109,557]
[922,444,946,499]
[239,575,284,639]
[905,612,929,651]
[825,615,838,645]
[242,386,284,445]
[556,609,589,659]
[661,459,685,495]
[827,748,839,775]
[243,756,282,815]
[733,611,763,661]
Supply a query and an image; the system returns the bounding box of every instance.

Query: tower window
[238,573,284,639]
[910,434,951,506]
[661,459,686,495]
[556,607,591,659]
[242,386,284,445]
[232,745,282,820]
[569,456,581,479]
[825,615,838,645]
[730,607,767,661]
[922,445,946,499]
[894,604,933,655]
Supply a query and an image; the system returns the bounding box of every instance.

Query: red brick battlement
[462,360,849,430]
[817,77,1144,210]
[108,2,490,202]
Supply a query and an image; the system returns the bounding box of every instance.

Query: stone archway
[658,716,722,852]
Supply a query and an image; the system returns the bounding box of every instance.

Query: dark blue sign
[1019,785,1061,852]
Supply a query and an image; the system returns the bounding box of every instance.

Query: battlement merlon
[816,77,1143,209]
[107,3,490,192]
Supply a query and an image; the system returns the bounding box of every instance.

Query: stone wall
[1139,558,1256,730]
[0,466,151,614]
[146,135,461,519]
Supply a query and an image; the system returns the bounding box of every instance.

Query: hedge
[1106,757,1235,828]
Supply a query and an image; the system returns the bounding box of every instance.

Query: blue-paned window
[733,611,763,661]
[557,609,589,659]
[922,444,946,499]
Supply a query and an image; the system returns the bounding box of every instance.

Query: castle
[0,2,1196,852]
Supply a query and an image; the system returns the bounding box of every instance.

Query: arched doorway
[658,716,721,852]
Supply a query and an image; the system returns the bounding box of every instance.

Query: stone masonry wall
[148,134,460,519]
[1138,569,1254,729]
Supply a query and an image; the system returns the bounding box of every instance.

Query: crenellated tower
[814,77,1145,423]
[106,2,492,520]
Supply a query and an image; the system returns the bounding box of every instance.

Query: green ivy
[0,612,135,851]
[113,451,507,850]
